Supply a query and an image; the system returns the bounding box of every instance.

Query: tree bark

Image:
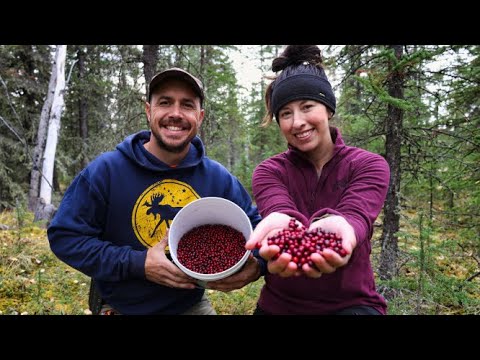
[199,45,206,141]
[142,45,159,100]
[77,46,89,169]
[39,45,67,205]
[33,197,57,226]
[28,47,55,211]
[379,45,404,281]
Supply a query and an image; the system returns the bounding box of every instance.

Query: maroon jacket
[252,127,390,315]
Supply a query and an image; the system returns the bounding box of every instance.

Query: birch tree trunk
[28,47,56,211]
[39,45,67,205]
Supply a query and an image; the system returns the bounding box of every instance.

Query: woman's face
[277,100,330,153]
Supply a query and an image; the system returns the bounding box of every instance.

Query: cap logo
[319,92,325,97]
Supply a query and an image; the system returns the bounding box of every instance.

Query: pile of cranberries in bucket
[177,224,246,274]
[256,217,347,271]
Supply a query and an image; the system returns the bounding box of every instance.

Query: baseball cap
[148,67,204,106]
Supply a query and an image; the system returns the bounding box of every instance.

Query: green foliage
[0,210,90,314]
[207,278,264,315]
[242,45,287,184]
[59,45,146,181]
[0,45,52,209]
[375,209,480,315]
[356,74,416,112]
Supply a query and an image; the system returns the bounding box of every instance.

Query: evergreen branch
[458,243,480,282]
[0,115,25,146]
[422,69,480,85]
[411,126,480,149]
[172,45,202,76]
[0,74,24,133]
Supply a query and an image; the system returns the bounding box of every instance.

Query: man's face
[146,78,204,154]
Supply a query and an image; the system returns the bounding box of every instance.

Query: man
[48,68,264,315]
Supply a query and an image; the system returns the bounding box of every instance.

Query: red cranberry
[266,218,347,273]
[177,224,246,274]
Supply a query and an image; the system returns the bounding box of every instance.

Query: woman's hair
[262,45,335,126]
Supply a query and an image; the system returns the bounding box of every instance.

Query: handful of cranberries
[256,217,347,271]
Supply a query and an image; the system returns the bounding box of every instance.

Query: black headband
[270,73,336,120]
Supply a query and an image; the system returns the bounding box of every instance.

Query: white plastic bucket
[168,197,252,284]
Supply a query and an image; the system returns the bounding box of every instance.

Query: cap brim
[148,68,204,104]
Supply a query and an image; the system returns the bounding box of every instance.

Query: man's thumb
[158,230,169,250]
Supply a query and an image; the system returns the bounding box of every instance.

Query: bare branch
[0,74,22,126]
[66,59,78,86]
[0,114,25,145]
[466,272,480,282]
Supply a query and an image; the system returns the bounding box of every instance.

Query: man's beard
[152,131,193,154]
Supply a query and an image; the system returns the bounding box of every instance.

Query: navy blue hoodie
[48,130,261,314]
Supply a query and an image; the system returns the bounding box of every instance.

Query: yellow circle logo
[132,179,200,248]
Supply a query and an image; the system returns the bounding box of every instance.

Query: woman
[245,45,390,315]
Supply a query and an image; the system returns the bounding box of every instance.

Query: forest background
[0,45,478,315]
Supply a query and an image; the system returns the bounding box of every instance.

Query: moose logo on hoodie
[131,179,200,248]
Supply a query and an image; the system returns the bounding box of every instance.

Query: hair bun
[272,45,323,72]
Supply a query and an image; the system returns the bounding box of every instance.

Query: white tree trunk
[28,46,57,211]
[39,45,67,205]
